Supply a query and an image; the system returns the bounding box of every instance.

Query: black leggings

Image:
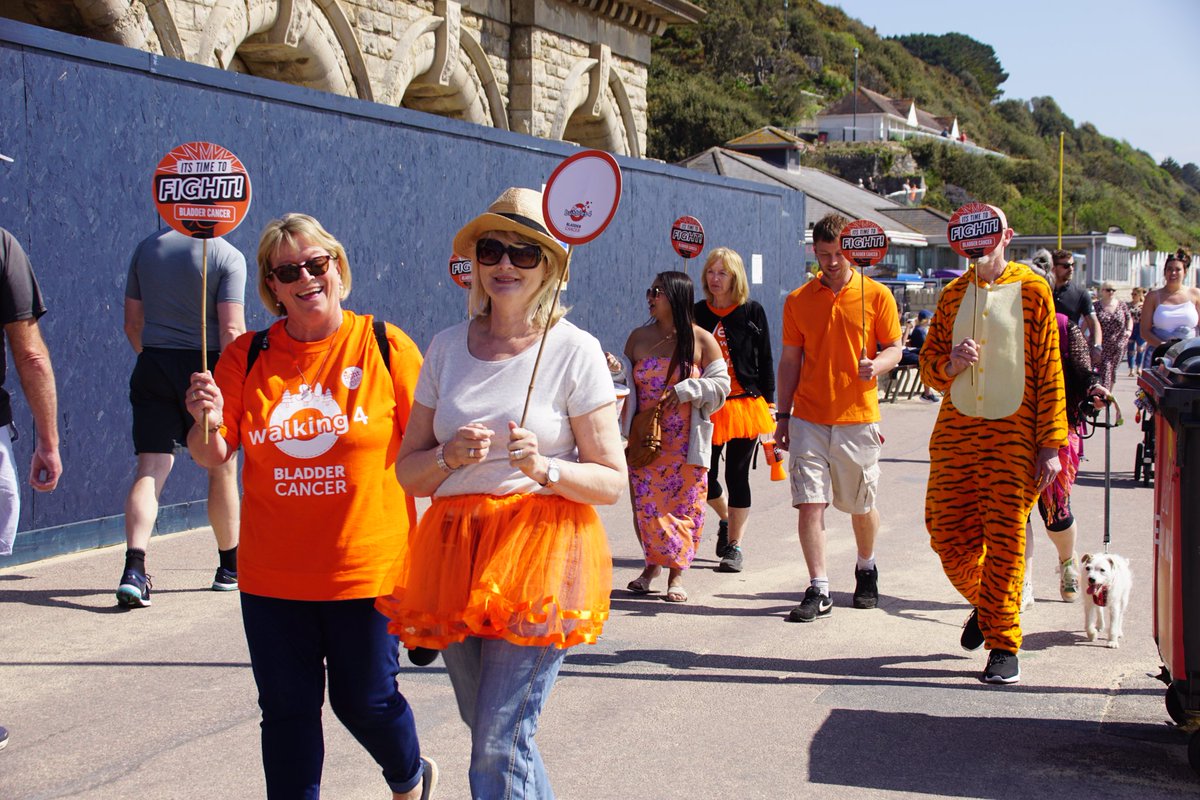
[707,437,757,508]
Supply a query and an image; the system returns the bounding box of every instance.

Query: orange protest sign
[839,219,889,267]
[449,254,473,289]
[153,142,251,239]
[671,215,705,259]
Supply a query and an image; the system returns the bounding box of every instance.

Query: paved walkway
[2,373,1196,798]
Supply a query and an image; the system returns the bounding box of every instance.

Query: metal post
[852,48,859,142]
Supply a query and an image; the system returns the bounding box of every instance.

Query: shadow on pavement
[807,709,1193,795]
[561,648,1165,697]
[0,585,215,613]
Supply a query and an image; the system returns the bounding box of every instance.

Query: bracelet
[775,411,790,421]
[435,443,456,474]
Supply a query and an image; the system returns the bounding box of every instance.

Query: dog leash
[1079,396,1122,554]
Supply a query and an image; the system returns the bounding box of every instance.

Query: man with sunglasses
[1049,249,1102,361]
[116,227,246,607]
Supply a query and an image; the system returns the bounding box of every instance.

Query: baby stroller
[1134,340,1184,486]
[1134,399,1155,486]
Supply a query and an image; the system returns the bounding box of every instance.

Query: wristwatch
[539,457,560,487]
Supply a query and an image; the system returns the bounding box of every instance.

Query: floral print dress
[1093,300,1131,390]
[629,356,706,570]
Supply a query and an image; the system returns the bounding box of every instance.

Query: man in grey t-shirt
[116,228,246,608]
[0,228,62,752]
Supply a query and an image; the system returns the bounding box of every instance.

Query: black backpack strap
[245,320,390,376]
[373,319,391,373]
[244,328,271,376]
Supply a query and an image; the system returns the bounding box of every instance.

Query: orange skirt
[711,395,775,446]
[376,493,612,650]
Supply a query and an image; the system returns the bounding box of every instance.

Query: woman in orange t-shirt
[185,214,436,800]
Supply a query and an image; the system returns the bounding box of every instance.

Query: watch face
[547,460,560,483]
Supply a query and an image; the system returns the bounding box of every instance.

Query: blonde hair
[256,214,351,316]
[466,231,570,329]
[701,247,750,306]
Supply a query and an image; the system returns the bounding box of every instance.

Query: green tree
[645,0,1200,249]
[892,33,1009,100]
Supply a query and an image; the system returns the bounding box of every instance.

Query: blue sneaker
[116,569,152,608]
[211,566,239,592]
[0,724,9,750]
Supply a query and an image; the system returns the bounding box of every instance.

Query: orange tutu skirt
[376,493,612,650]
[711,395,775,446]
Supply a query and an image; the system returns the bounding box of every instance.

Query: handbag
[625,403,665,468]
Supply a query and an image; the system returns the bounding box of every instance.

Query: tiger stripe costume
[920,261,1067,653]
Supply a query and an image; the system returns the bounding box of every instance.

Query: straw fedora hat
[453,187,568,275]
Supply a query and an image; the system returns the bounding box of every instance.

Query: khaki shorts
[788,418,882,514]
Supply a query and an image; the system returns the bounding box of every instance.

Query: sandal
[666,585,688,603]
[627,576,654,594]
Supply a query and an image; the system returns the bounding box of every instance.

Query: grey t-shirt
[0,228,47,427]
[125,229,246,350]
[416,318,615,497]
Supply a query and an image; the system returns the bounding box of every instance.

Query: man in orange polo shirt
[773,213,903,623]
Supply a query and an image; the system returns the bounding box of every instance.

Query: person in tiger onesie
[919,205,1067,685]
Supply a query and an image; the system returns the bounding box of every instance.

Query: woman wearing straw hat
[376,187,625,799]
[185,214,436,799]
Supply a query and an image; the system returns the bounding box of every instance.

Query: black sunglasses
[646,286,665,299]
[476,238,544,269]
[270,254,335,284]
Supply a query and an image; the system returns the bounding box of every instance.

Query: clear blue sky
[830,0,1200,166]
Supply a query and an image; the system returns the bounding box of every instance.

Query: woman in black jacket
[694,247,776,573]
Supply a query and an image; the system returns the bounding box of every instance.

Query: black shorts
[130,347,221,454]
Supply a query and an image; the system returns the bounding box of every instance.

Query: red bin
[1139,337,1200,776]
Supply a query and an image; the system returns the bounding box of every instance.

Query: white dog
[1082,552,1132,648]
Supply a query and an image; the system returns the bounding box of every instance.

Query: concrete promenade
[2,373,1196,798]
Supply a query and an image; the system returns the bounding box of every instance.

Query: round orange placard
[153,141,251,239]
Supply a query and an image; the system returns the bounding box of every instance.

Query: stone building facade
[0,0,703,158]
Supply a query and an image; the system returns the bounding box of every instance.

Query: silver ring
[511,448,526,460]
[468,448,478,457]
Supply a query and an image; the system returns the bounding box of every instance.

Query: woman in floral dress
[1092,283,1132,390]
[621,271,728,602]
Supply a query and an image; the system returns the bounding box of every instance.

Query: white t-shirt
[416,318,615,497]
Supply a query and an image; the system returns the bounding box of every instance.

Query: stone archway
[380,1,507,130]
[194,0,371,100]
[550,44,639,158]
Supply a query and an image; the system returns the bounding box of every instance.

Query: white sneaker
[1060,556,1080,602]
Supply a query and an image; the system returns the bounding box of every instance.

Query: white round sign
[542,150,622,245]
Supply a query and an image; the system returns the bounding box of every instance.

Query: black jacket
[694,300,775,404]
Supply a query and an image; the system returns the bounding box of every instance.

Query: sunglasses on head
[475,238,544,269]
[270,254,334,284]
[646,286,665,299]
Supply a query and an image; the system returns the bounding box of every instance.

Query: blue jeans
[441,638,568,800]
[240,593,424,798]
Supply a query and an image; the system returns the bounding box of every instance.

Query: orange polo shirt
[782,270,901,425]
[214,312,422,601]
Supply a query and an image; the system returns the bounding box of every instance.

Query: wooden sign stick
[519,246,572,427]
[201,238,210,442]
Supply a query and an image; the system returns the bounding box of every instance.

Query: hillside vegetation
[648,0,1199,249]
